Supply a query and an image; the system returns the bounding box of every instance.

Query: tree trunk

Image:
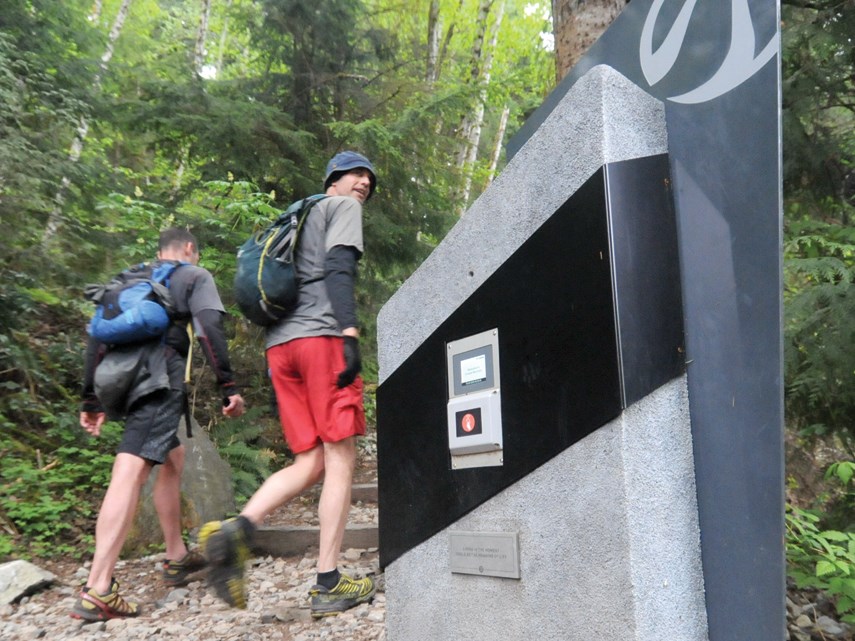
[43,0,134,244]
[485,104,510,187]
[194,0,212,75]
[454,0,497,163]
[88,0,104,23]
[215,0,233,76]
[172,0,213,199]
[426,0,440,85]
[436,0,465,83]
[467,0,495,83]
[552,0,627,82]
[96,0,133,88]
[455,0,505,213]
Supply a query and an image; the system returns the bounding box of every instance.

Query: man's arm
[79,336,106,436]
[324,245,360,331]
[192,309,239,395]
[192,309,245,417]
[325,245,362,386]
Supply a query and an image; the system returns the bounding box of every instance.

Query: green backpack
[233,195,326,326]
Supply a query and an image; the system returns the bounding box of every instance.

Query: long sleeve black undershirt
[324,245,360,330]
[191,308,238,396]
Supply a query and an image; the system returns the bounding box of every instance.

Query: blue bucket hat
[324,151,377,199]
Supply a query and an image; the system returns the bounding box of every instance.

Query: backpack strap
[84,283,107,304]
[182,322,194,438]
[293,195,327,249]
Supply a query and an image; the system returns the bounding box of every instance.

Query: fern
[784,216,855,445]
[206,406,281,503]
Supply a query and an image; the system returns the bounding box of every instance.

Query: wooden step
[251,482,378,557]
[351,482,378,503]
[301,482,377,503]
[252,524,378,558]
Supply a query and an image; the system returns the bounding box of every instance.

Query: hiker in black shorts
[72,228,245,621]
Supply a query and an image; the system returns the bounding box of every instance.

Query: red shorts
[267,336,365,454]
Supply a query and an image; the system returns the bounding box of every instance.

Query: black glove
[337,335,362,388]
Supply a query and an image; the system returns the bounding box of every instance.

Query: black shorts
[116,354,184,464]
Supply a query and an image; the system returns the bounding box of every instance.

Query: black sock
[317,568,341,590]
[236,515,256,543]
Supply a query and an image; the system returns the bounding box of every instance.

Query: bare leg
[317,437,356,573]
[240,446,325,525]
[153,444,187,560]
[87,453,153,593]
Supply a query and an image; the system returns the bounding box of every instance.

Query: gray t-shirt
[163,263,227,353]
[265,195,364,349]
[168,264,227,317]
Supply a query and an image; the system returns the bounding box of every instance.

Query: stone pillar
[377,65,707,641]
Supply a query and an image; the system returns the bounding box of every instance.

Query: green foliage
[782,1,855,205]
[206,407,281,505]
[828,462,855,487]
[784,214,855,443]
[0,421,124,560]
[787,504,855,622]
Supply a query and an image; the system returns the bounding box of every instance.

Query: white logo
[640,0,779,104]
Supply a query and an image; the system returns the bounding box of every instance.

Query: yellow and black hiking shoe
[309,573,376,618]
[199,517,252,609]
[70,579,140,621]
[162,549,207,587]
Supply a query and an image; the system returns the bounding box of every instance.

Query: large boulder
[0,560,55,604]
[123,417,235,555]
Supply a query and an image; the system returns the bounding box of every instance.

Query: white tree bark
[215,0,234,76]
[485,104,510,186]
[88,0,104,23]
[436,0,465,83]
[455,0,505,212]
[426,0,441,85]
[44,0,134,243]
[173,0,213,199]
[194,0,212,75]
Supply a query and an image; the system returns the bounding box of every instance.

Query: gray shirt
[168,264,227,317]
[265,195,364,349]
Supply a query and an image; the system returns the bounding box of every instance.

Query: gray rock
[794,614,812,628]
[788,628,811,641]
[165,588,190,603]
[124,417,236,555]
[0,561,56,605]
[817,615,845,636]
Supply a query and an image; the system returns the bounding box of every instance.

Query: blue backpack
[234,195,326,326]
[85,261,184,345]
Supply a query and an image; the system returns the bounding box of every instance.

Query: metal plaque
[449,531,520,579]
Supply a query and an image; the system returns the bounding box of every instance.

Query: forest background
[0,0,853,622]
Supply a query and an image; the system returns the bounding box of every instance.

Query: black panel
[379,168,623,568]
[379,156,686,568]
[605,155,684,406]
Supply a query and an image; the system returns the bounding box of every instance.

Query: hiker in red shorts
[200,152,376,617]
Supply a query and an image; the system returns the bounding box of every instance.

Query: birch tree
[170,0,214,198]
[436,0,465,83]
[485,104,510,185]
[194,0,213,75]
[215,0,234,76]
[426,0,441,84]
[455,0,506,210]
[43,0,134,243]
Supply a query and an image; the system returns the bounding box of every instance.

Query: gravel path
[1,503,384,641]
